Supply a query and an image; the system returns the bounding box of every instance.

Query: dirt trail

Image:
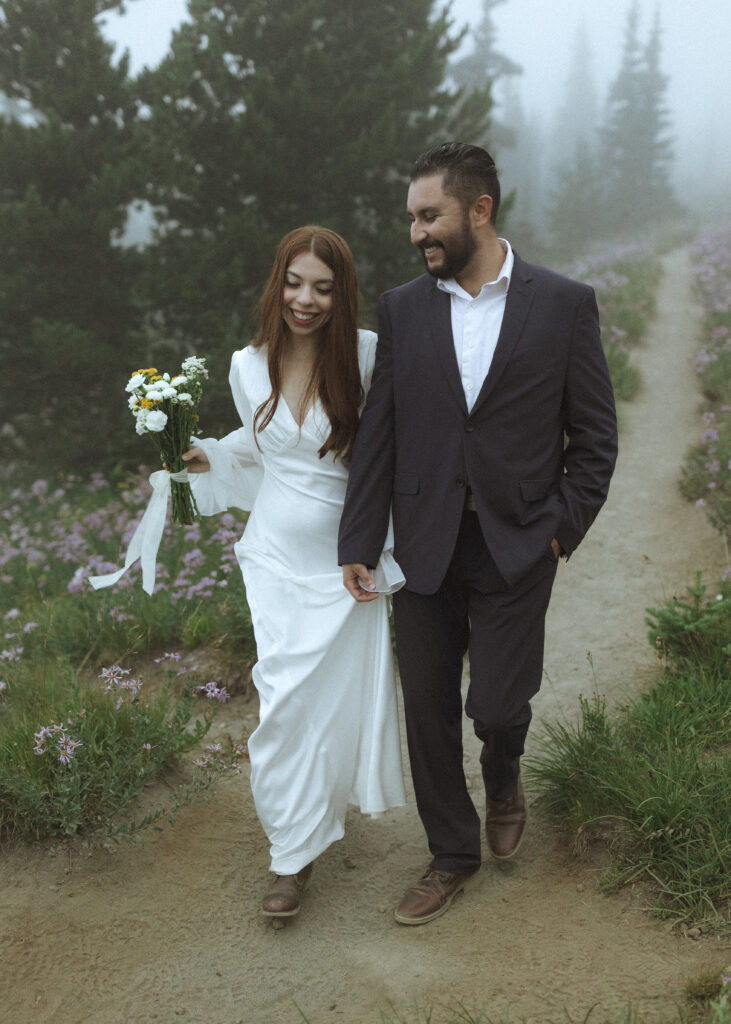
[2,247,729,1024]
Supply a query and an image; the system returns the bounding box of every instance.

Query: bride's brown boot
[261,863,313,917]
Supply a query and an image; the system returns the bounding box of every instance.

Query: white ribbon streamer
[88,469,190,596]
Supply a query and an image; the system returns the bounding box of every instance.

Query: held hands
[342,563,381,602]
[181,446,211,474]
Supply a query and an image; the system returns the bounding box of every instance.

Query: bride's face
[282,252,334,339]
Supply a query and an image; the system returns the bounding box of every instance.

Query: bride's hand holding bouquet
[180,445,211,474]
[88,356,209,595]
[126,356,209,525]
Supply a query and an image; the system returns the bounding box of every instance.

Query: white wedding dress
[190,330,406,874]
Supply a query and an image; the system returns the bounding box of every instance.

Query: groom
[338,142,617,925]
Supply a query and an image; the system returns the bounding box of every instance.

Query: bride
[183,226,405,918]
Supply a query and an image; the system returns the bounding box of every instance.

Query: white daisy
[145,410,168,432]
[125,372,146,393]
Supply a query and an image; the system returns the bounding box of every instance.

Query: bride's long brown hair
[251,226,363,462]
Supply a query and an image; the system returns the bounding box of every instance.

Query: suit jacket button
[465,422,475,433]
[456,478,466,488]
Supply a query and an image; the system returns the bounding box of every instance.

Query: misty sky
[102,0,730,200]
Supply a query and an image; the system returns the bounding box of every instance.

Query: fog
[453,0,731,209]
[102,0,730,216]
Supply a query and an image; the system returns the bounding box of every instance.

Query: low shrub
[0,656,244,843]
[526,575,731,926]
[0,471,257,669]
[680,226,731,540]
[568,243,663,403]
[0,472,255,844]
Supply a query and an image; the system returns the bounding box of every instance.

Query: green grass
[0,471,257,666]
[680,229,731,541]
[589,248,663,403]
[604,345,642,403]
[0,653,246,843]
[525,578,731,928]
[0,472,254,843]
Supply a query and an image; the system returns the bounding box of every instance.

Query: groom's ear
[471,194,494,228]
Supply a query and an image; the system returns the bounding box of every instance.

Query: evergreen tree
[0,0,142,470]
[136,0,493,423]
[450,0,521,156]
[535,22,603,262]
[545,138,604,262]
[600,2,678,229]
[450,0,521,94]
[493,79,542,248]
[637,7,678,221]
[601,1,644,197]
[551,21,599,165]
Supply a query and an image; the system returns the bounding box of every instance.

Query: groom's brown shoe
[486,778,527,859]
[394,868,479,926]
[261,863,313,917]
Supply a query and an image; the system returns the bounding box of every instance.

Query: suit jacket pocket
[520,478,554,502]
[394,474,419,495]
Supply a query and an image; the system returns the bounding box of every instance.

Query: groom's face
[407,173,477,281]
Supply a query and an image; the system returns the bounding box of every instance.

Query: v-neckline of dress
[281,397,315,430]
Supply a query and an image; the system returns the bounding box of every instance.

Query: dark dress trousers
[338,253,618,872]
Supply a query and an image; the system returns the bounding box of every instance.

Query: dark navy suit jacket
[338,253,618,592]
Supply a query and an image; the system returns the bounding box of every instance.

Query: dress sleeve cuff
[188,435,263,515]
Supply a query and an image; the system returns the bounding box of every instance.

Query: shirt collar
[437,238,513,300]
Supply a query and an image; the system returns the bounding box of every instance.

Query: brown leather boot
[261,863,313,917]
[486,778,527,859]
[394,868,479,926]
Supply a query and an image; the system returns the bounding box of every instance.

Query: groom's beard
[419,215,477,280]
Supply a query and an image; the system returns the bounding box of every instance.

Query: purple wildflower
[58,735,82,764]
[196,681,230,703]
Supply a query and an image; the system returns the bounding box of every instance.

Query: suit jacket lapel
[471,255,535,413]
[424,278,468,414]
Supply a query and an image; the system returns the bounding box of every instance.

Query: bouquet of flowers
[125,357,208,526]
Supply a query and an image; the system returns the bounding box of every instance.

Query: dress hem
[268,799,406,874]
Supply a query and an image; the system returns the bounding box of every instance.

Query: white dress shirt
[437,239,513,411]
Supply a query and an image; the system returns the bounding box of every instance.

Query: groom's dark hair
[411,142,501,225]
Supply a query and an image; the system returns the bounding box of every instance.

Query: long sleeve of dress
[188,349,264,515]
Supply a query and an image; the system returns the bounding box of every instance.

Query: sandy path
[2,247,728,1024]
